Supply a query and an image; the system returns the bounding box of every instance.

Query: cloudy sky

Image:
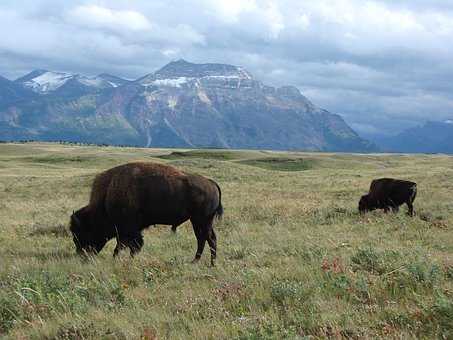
[1,0,453,136]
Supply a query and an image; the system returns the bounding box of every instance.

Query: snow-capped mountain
[139,59,253,88]
[0,60,376,152]
[15,70,129,94]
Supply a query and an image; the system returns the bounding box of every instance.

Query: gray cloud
[1,0,453,136]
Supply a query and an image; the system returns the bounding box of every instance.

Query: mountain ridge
[0,60,376,152]
[374,120,453,154]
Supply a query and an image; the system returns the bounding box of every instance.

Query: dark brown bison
[359,178,417,216]
[70,162,223,265]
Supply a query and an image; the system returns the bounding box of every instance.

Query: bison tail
[213,181,224,220]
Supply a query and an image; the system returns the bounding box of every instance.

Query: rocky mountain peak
[156,60,252,79]
[139,60,253,86]
[15,69,49,83]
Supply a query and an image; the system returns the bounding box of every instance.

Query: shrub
[351,247,385,274]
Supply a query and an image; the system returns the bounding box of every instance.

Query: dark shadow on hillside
[157,150,248,161]
[239,157,317,171]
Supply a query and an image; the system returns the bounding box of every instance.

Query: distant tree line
[0,139,143,148]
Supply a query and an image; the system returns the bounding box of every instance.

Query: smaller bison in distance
[70,162,223,266]
[359,178,417,216]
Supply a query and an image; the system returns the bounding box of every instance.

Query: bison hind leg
[191,217,217,266]
[407,201,415,216]
[191,222,205,264]
[207,227,217,266]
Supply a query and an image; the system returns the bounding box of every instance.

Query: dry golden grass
[0,142,452,339]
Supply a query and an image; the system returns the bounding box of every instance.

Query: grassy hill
[0,143,452,339]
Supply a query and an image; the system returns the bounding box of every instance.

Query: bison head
[358,194,371,213]
[70,207,106,255]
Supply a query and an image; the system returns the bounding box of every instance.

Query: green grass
[0,142,452,339]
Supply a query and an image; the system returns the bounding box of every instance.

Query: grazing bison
[70,162,223,265]
[359,178,417,216]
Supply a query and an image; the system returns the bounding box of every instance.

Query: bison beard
[70,162,223,266]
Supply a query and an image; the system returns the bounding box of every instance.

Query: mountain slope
[0,60,375,151]
[0,75,36,108]
[377,120,453,153]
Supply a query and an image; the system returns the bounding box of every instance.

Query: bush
[351,248,385,274]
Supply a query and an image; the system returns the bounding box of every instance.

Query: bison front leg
[113,239,126,257]
[128,234,144,257]
[113,233,144,257]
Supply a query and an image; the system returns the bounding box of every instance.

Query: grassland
[0,142,452,339]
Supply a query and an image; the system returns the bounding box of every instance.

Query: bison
[359,178,417,216]
[70,162,223,265]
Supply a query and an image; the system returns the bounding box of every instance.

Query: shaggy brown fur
[70,162,223,265]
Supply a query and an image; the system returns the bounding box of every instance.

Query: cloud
[204,0,257,23]
[68,5,152,32]
[1,0,453,136]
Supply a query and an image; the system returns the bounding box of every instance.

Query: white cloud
[68,5,152,32]
[204,0,257,23]
[299,14,310,30]
[262,2,285,39]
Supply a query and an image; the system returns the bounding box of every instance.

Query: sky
[1,0,453,136]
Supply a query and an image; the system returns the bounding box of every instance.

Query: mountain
[0,75,35,108]
[375,120,453,154]
[96,73,130,88]
[15,70,129,96]
[0,60,375,151]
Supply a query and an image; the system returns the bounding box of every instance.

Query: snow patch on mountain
[24,71,73,93]
[167,97,178,109]
[142,75,252,89]
[78,77,104,88]
[106,81,119,88]
[144,77,191,88]
[21,71,127,94]
[197,89,211,104]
